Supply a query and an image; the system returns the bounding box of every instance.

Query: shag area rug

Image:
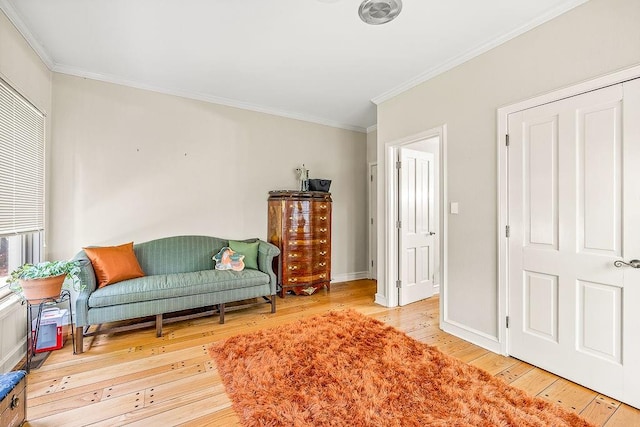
[209,310,593,427]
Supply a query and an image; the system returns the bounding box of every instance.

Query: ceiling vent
[358,0,403,25]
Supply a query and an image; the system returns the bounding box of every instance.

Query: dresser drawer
[312,202,331,213]
[312,260,329,274]
[285,201,312,213]
[286,238,329,248]
[313,226,330,237]
[283,262,312,275]
[285,213,329,227]
[283,271,329,285]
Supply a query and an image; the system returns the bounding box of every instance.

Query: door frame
[384,125,447,309]
[368,162,377,280]
[497,64,640,356]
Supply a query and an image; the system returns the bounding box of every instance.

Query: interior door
[398,148,435,306]
[507,80,640,408]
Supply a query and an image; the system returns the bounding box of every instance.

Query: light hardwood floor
[24,280,640,426]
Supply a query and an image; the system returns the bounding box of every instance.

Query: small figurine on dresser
[295,164,309,191]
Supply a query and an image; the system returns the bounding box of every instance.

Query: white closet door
[508,81,640,408]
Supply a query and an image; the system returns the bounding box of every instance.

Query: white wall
[376,0,640,341]
[49,74,368,280]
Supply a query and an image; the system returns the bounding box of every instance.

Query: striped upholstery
[133,235,224,275]
[88,269,269,307]
[72,236,280,328]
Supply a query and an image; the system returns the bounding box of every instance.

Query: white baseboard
[331,271,369,283]
[440,319,502,354]
[374,293,389,307]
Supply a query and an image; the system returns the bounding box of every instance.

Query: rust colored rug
[209,310,593,427]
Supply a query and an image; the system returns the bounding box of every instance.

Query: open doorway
[382,126,447,308]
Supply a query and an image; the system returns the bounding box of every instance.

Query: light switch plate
[450,202,459,214]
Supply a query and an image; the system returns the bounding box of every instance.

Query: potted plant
[6,260,81,302]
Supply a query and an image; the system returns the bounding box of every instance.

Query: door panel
[523,271,558,342]
[398,148,435,306]
[508,81,640,408]
[577,280,621,362]
[578,102,622,256]
[525,115,558,249]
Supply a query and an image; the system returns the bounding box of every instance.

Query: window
[0,78,45,298]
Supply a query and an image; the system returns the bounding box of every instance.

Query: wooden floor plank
[580,395,620,426]
[468,352,519,375]
[539,378,599,413]
[603,403,640,427]
[178,407,241,427]
[494,359,535,384]
[22,279,639,426]
[509,367,559,396]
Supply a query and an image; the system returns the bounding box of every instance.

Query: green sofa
[72,235,280,353]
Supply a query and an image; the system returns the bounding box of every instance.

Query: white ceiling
[1,0,586,132]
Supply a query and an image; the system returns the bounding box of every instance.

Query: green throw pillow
[229,240,259,270]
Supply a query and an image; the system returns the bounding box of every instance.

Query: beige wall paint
[0,12,51,114]
[49,74,368,279]
[377,0,640,338]
[366,128,377,164]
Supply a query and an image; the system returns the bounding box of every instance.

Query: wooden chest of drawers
[268,191,332,297]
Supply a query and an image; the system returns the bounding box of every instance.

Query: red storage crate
[32,308,68,353]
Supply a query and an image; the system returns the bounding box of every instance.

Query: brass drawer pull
[320,205,327,209]
[289,241,297,245]
[318,262,326,267]
[289,253,298,258]
[320,216,327,220]
[11,394,20,409]
[319,274,326,279]
[289,278,298,283]
[319,251,326,256]
[288,266,298,270]
[319,228,327,232]
[320,239,327,244]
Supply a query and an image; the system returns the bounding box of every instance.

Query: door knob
[614,259,640,268]
[429,232,436,236]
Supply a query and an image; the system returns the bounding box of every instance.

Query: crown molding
[0,2,367,133]
[53,64,367,133]
[0,0,54,69]
[371,0,589,105]
[366,124,378,133]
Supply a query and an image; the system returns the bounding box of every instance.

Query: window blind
[0,79,45,236]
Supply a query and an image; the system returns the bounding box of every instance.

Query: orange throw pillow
[83,242,145,288]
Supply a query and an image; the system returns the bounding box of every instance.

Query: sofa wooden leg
[74,327,84,354]
[156,314,163,337]
[219,303,225,324]
[271,294,276,313]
